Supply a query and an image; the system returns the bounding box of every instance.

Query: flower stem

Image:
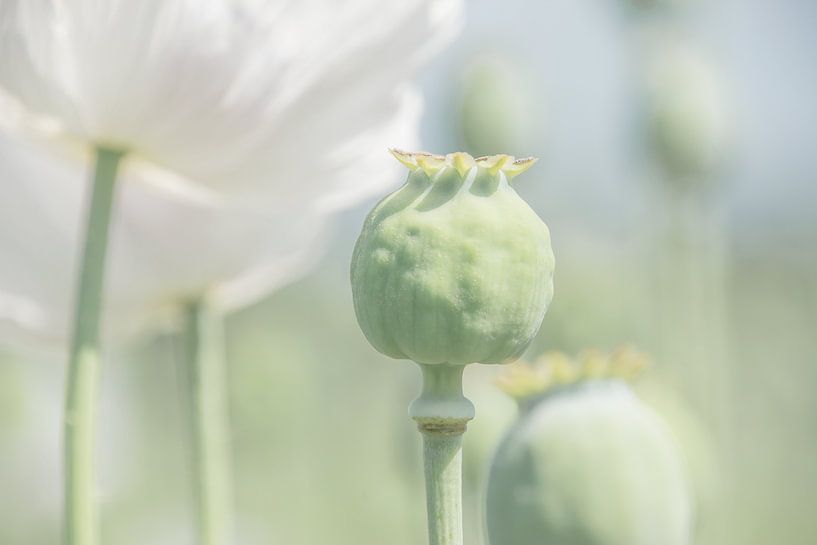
[180,300,234,545]
[409,364,475,545]
[64,147,124,545]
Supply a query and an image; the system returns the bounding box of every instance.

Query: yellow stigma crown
[496,346,649,401]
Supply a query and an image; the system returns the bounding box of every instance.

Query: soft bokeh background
[2,0,816,544]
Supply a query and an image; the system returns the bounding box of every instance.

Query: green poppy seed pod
[644,37,729,183]
[351,150,555,366]
[623,0,690,13]
[486,349,693,545]
[458,56,540,158]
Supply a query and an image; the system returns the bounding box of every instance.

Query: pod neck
[409,364,475,435]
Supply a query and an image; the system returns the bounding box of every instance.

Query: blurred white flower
[0,0,463,209]
[0,129,321,344]
[0,0,465,344]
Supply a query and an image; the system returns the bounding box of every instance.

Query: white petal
[0,0,465,345]
[0,128,330,343]
[0,0,463,208]
[0,290,50,337]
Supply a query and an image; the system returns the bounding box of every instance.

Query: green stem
[409,364,474,545]
[64,147,124,545]
[181,300,234,545]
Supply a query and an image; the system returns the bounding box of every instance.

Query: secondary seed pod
[643,36,729,183]
[458,56,540,158]
[486,349,693,545]
[622,0,689,13]
[351,150,555,365]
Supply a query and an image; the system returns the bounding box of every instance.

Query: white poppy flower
[0,0,463,208]
[0,88,419,344]
[0,128,311,343]
[0,0,464,345]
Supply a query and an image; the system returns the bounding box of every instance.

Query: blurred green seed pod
[351,151,555,365]
[622,0,690,14]
[485,348,693,545]
[457,55,540,158]
[643,36,730,185]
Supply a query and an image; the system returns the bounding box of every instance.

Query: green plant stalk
[656,186,731,431]
[421,433,465,545]
[409,364,475,545]
[64,147,124,545]
[181,300,234,545]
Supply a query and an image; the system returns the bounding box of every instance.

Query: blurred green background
[2,0,816,544]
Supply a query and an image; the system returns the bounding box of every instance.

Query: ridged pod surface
[351,151,554,365]
[486,351,692,545]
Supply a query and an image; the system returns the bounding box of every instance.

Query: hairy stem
[181,300,234,545]
[64,147,123,545]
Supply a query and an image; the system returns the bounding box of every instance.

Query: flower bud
[486,349,693,545]
[351,151,554,365]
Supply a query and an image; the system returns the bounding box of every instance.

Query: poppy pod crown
[496,346,649,406]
